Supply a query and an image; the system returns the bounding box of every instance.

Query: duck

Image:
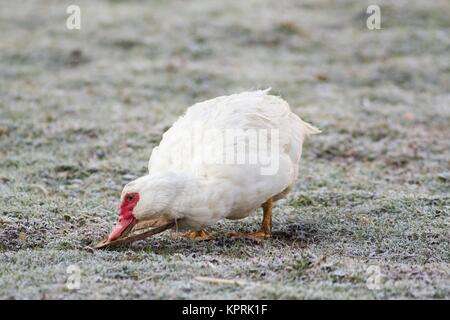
[107,89,320,242]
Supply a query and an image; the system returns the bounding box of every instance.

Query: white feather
[124,89,320,229]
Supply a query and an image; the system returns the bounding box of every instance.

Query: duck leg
[182,229,214,241]
[228,198,273,241]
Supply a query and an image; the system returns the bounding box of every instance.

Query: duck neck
[143,172,204,219]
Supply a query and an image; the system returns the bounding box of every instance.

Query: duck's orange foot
[227,230,271,242]
[182,229,214,241]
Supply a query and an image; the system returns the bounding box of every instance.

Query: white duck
[108,89,320,241]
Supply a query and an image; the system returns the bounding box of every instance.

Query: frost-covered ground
[0,0,449,299]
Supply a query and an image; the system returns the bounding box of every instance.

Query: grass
[0,0,449,299]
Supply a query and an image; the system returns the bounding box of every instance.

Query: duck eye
[127,194,135,202]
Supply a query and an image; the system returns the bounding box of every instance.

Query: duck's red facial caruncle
[108,192,140,241]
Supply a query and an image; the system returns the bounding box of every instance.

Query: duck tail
[300,119,321,137]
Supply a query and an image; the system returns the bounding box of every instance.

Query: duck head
[107,173,184,241]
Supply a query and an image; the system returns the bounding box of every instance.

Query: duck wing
[148,89,318,179]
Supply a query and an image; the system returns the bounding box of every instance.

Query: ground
[0,0,449,299]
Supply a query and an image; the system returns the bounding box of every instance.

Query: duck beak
[108,216,138,241]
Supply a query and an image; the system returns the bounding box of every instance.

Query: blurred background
[0,0,449,299]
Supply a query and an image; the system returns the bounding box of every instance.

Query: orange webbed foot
[182,229,215,241]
